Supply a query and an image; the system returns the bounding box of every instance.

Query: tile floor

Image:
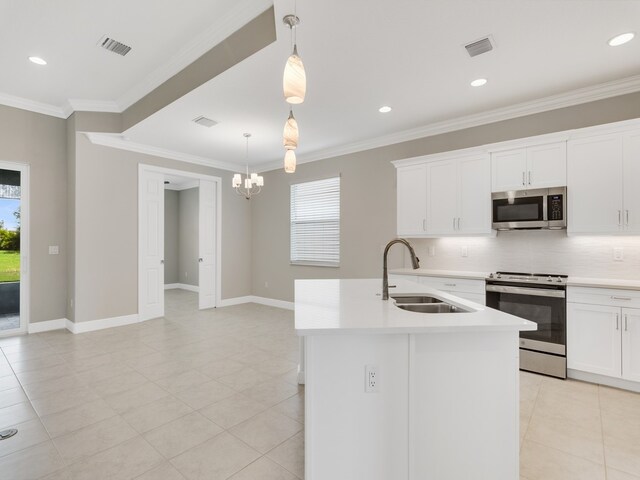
[0,289,638,479]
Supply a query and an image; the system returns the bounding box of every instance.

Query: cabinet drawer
[568,286,640,309]
[418,276,485,295]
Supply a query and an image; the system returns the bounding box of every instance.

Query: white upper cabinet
[395,155,491,237]
[491,142,567,192]
[567,129,640,235]
[397,164,428,236]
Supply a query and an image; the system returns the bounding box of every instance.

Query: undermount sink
[396,303,470,314]
[390,295,443,304]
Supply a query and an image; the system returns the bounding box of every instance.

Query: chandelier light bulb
[284,149,297,173]
[283,109,299,149]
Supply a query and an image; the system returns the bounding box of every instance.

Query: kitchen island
[295,278,536,480]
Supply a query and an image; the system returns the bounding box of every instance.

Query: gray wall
[0,104,67,323]
[251,90,640,303]
[73,134,251,323]
[178,187,199,287]
[164,190,179,284]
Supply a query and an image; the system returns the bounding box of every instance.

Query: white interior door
[139,169,164,321]
[198,179,217,309]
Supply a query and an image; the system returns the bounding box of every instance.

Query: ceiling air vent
[192,116,218,128]
[464,36,493,57]
[98,35,132,56]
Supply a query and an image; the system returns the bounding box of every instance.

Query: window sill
[290,261,340,268]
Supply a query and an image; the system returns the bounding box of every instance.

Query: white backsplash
[407,230,640,280]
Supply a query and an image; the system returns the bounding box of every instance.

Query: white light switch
[48,246,59,255]
[613,247,624,261]
[461,246,469,257]
[428,246,435,257]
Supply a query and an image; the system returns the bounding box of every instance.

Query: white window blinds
[290,177,340,266]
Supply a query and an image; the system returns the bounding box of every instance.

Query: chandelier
[232,133,263,200]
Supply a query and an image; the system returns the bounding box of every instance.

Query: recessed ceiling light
[608,32,635,46]
[378,106,392,113]
[470,78,487,87]
[28,56,47,65]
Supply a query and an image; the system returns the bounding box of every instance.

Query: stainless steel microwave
[491,187,567,230]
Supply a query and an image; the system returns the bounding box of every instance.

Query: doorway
[138,165,221,321]
[0,163,29,337]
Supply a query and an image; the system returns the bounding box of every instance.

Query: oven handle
[486,284,566,298]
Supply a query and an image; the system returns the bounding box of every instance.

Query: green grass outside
[0,251,20,283]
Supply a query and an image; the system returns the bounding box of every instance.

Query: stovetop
[486,271,568,286]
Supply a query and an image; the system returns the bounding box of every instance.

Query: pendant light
[283,14,306,104]
[283,108,299,150]
[232,133,263,200]
[284,149,297,173]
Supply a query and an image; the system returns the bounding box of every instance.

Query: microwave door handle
[522,172,525,186]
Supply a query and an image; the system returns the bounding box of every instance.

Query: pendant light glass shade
[284,149,297,173]
[283,45,306,104]
[283,109,299,149]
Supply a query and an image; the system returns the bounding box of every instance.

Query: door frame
[0,161,29,337]
[138,164,222,319]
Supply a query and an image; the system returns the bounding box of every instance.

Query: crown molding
[84,133,241,173]
[0,92,70,119]
[258,73,640,172]
[67,99,120,113]
[115,0,273,111]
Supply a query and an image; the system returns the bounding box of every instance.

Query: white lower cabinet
[567,287,640,382]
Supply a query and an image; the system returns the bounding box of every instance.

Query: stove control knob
[496,273,502,279]
[547,276,553,282]
[557,277,563,283]
[488,273,494,278]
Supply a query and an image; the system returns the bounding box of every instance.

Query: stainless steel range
[485,272,567,379]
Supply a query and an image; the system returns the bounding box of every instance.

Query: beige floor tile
[532,388,602,432]
[0,418,50,458]
[240,379,300,408]
[15,363,75,386]
[199,393,268,429]
[10,354,66,373]
[135,359,194,382]
[174,379,236,410]
[229,456,299,480]
[230,409,302,454]
[170,432,261,480]
[197,358,246,379]
[539,377,600,409]
[0,386,28,409]
[218,367,271,392]
[604,435,640,477]
[31,385,99,417]
[41,398,117,438]
[266,431,304,479]
[525,412,604,463]
[103,382,170,414]
[272,393,304,424]
[607,468,640,480]
[21,374,86,400]
[143,411,223,459]
[253,357,298,377]
[41,468,73,479]
[0,440,66,479]
[599,386,640,419]
[0,374,21,392]
[122,395,193,433]
[155,370,212,395]
[89,370,149,397]
[602,409,640,444]
[135,462,187,480]
[0,401,38,429]
[53,415,137,464]
[74,362,135,384]
[520,439,605,480]
[67,436,164,480]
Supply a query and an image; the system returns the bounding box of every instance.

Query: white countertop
[567,277,640,290]
[389,268,489,280]
[294,278,536,335]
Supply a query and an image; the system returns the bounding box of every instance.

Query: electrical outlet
[365,365,379,393]
[264,281,269,288]
[48,245,59,255]
[428,246,435,257]
[613,247,624,262]
[461,246,468,257]
[185,272,188,278]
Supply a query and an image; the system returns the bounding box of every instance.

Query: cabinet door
[622,308,640,382]
[491,148,527,192]
[567,134,623,234]
[458,155,491,235]
[623,130,640,234]
[527,142,567,188]
[567,303,622,378]
[426,160,458,234]
[397,165,427,236]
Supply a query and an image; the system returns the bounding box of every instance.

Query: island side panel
[305,334,410,480]
[409,330,520,480]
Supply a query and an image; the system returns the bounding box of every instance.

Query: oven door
[486,284,566,355]
[492,192,546,229]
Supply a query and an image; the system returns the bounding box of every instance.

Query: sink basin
[391,295,443,304]
[396,303,470,313]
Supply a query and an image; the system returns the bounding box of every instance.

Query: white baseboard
[217,295,294,311]
[66,314,140,334]
[165,283,199,293]
[567,369,640,393]
[28,318,67,333]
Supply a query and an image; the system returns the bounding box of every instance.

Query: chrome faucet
[382,238,420,300]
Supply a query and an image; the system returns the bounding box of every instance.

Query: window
[290,176,340,266]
